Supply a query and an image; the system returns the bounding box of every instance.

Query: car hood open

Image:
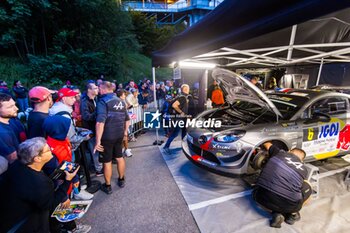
[212,68,282,118]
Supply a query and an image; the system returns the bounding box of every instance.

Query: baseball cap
[29,86,55,103]
[57,87,79,100]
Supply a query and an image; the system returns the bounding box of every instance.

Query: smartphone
[50,161,78,180]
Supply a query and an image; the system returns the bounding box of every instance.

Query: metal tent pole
[316,58,324,86]
[287,25,297,61]
[152,67,163,145]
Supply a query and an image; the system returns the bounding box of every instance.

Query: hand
[94,143,104,153]
[263,141,273,150]
[64,165,80,181]
[61,198,71,209]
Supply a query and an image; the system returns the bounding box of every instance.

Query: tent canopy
[152,0,350,68]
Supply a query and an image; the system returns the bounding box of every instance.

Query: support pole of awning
[316,58,324,86]
[152,66,162,146]
[287,25,297,61]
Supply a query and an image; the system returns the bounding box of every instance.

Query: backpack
[55,111,77,131]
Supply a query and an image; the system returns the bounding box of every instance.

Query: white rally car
[183,68,350,176]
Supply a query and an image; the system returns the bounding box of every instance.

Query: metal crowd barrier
[128,105,145,137]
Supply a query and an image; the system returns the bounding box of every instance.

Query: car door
[300,96,350,160]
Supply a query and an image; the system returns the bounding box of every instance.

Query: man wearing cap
[94,81,130,194]
[49,87,79,141]
[27,86,55,138]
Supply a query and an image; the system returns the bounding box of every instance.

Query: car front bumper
[182,136,252,177]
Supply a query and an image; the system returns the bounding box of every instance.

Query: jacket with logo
[256,145,308,202]
[96,93,130,141]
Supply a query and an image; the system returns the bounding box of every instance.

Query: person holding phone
[0,137,90,233]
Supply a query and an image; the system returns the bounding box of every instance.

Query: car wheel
[251,148,269,170]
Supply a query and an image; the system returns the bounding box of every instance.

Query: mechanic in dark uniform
[253,142,312,228]
[94,81,130,194]
[163,84,191,154]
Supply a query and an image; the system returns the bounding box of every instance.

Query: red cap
[29,86,55,103]
[57,88,79,100]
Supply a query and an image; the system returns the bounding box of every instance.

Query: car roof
[276,89,330,98]
[266,89,347,108]
[267,88,350,109]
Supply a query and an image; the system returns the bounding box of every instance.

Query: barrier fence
[127,103,162,137]
[128,105,145,137]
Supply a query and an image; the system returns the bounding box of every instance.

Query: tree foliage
[0,0,140,85]
[0,1,184,86]
[130,11,186,56]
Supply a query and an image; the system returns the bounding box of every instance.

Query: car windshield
[231,100,276,122]
[267,94,305,120]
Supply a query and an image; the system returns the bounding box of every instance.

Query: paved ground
[80,130,199,233]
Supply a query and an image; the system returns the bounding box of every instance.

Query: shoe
[112,158,117,164]
[129,136,137,142]
[80,184,87,190]
[96,170,104,177]
[162,147,171,154]
[270,213,284,228]
[124,148,133,157]
[284,212,301,225]
[68,224,91,233]
[101,183,113,194]
[73,189,94,200]
[118,177,125,188]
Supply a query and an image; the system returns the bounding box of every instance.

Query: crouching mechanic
[252,142,312,228]
[94,81,130,194]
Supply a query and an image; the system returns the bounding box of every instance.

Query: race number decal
[302,127,318,141]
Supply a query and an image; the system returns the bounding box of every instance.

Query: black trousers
[49,217,76,233]
[253,181,312,214]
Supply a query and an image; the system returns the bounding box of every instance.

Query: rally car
[182,68,350,177]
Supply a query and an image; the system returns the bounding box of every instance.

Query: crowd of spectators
[0,74,196,232]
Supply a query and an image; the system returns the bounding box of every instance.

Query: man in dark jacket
[0,93,20,163]
[253,142,312,228]
[94,81,130,194]
[80,82,102,175]
[0,137,78,233]
[0,80,14,98]
[13,80,29,112]
[163,84,191,153]
[138,91,149,109]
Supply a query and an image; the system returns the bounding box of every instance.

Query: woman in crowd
[0,137,82,233]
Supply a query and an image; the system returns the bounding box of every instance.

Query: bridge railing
[123,1,225,12]
[123,2,167,10]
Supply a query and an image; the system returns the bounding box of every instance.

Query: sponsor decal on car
[216,152,223,156]
[301,118,350,159]
[337,124,350,150]
[211,143,231,150]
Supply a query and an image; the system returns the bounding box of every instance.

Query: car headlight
[214,130,245,143]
